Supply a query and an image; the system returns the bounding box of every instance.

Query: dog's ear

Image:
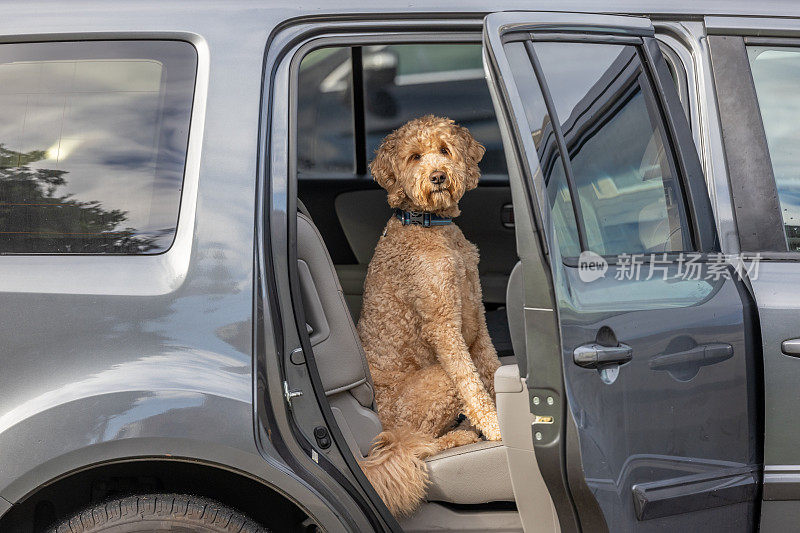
[456,125,485,191]
[370,129,407,207]
[370,130,399,190]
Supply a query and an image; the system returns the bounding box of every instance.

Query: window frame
[0,33,208,295]
[503,31,712,264]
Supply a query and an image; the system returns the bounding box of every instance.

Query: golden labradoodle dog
[357,115,502,517]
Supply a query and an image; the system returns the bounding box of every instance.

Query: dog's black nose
[429,171,447,185]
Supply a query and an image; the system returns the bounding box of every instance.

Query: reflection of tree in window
[0,145,162,253]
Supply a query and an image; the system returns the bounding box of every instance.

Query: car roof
[19,0,800,20]
[213,0,800,19]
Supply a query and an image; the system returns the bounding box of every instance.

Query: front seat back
[296,211,382,457]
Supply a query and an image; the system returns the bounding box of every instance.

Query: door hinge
[283,381,303,407]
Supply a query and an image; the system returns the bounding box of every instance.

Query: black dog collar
[395,209,452,227]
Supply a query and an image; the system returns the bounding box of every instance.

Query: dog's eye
[440,147,449,156]
[410,153,421,161]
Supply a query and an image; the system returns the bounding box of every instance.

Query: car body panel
[0,0,298,518]
[703,15,800,527]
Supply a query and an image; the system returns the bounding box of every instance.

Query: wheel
[48,493,269,533]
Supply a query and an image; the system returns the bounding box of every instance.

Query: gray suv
[0,3,798,532]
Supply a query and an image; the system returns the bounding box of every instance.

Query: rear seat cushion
[425,440,515,504]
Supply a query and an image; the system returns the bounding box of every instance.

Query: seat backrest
[505,261,526,371]
[296,210,382,457]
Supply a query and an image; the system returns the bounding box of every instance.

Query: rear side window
[748,45,800,250]
[0,40,196,254]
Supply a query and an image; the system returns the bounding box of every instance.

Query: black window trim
[350,46,368,176]
[712,34,800,260]
[523,39,590,253]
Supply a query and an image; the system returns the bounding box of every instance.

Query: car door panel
[560,266,757,529]
[484,11,760,532]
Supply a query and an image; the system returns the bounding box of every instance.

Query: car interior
[293,42,559,532]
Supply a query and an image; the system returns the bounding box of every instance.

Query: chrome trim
[706,16,800,37]
[655,21,741,254]
[781,338,800,356]
[764,465,800,500]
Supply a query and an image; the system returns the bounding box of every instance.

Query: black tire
[48,493,269,533]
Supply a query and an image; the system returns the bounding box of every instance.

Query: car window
[504,41,581,258]
[297,43,508,180]
[748,45,800,251]
[0,40,196,254]
[297,47,355,176]
[533,41,692,256]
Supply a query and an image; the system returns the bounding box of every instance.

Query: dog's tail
[359,428,439,518]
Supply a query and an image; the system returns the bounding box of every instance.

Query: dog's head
[369,115,485,216]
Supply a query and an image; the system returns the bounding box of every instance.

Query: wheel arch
[0,455,325,532]
[0,388,344,531]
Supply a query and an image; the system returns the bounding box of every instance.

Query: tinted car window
[297,47,355,176]
[534,42,692,256]
[504,41,581,258]
[749,46,800,250]
[296,44,507,180]
[362,44,507,179]
[0,40,196,254]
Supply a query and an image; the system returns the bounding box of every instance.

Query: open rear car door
[483,12,762,532]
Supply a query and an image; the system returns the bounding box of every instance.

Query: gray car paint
[0,1,799,531]
[0,4,355,530]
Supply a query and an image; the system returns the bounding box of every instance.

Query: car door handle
[573,343,633,369]
[649,343,733,371]
[781,338,800,357]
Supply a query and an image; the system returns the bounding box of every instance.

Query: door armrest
[495,363,523,393]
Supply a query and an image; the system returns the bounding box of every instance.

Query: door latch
[283,381,303,407]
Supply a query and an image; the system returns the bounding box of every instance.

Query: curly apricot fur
[358,116,501,517]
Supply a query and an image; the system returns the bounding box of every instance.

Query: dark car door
[484,12,761,532]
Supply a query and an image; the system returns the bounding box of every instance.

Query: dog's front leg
[422,321,501,440]
[411,267,501,441]
[470,325,502,400]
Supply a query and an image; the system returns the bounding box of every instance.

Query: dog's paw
[437,429,480,451]
[479,413,502,441]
